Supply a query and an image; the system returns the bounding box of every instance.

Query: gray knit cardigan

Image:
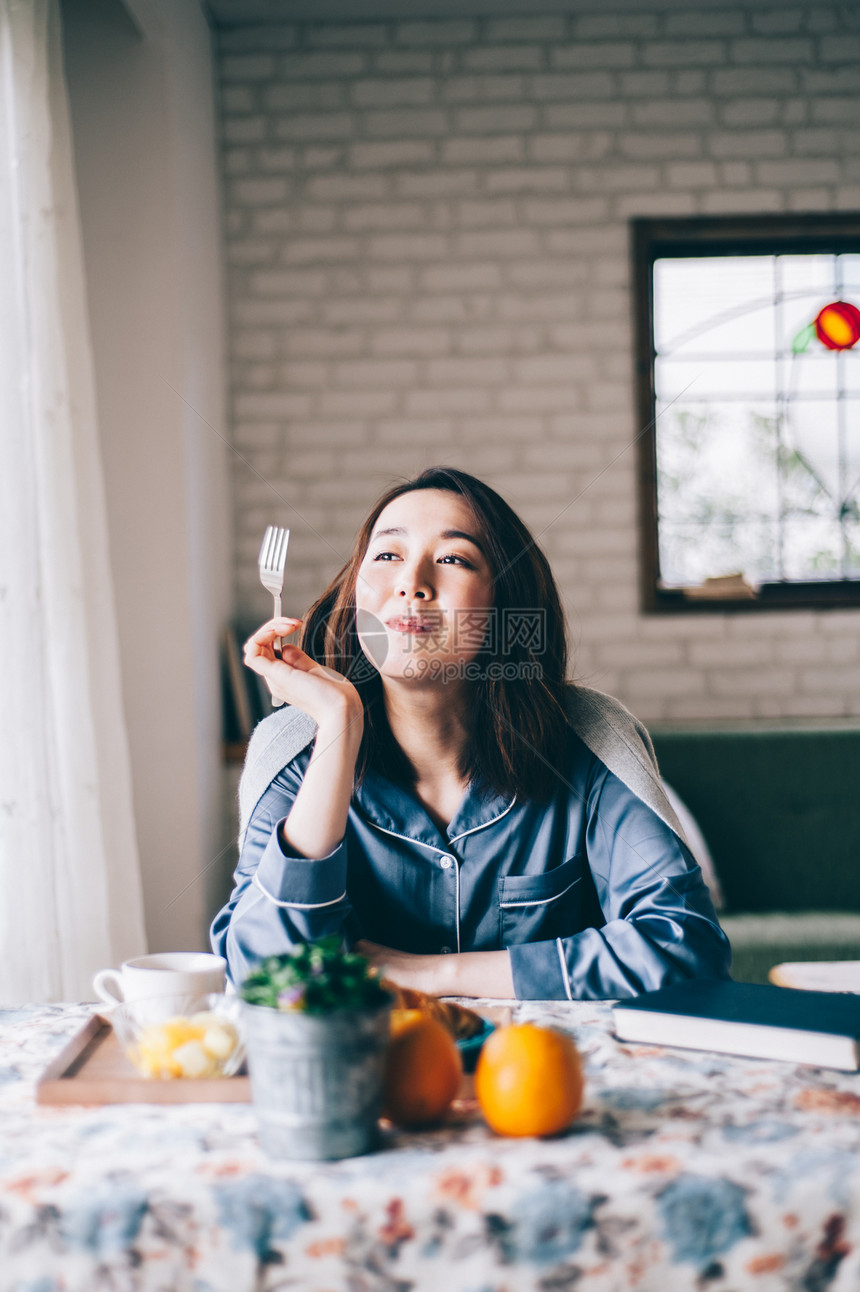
[237,685,684,852]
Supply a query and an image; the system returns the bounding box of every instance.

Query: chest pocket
[498,854,584,946]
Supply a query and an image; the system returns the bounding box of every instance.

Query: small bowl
[112,992,245,1079]
[457,1017,495,1073]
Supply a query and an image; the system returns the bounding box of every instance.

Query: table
[3,1002,860,1292]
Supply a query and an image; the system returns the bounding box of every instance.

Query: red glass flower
[813,301,860,351]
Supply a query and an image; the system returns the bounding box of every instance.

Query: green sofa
[650,726,860,984]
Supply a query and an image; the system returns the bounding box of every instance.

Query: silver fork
[258,526,290,708]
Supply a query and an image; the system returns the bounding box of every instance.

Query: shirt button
[440,946,452,954]
[439,855,453,869]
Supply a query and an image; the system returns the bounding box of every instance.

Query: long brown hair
[300,467,571,802]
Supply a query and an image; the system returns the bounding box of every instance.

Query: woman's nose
[396,565,432,599]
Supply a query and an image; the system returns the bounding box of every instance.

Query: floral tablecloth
[3,1000,860,1291]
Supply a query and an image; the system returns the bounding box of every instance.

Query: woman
[212,467,730,999]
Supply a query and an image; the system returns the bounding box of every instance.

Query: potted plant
[240,936,393,1161]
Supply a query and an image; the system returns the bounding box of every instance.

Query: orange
[382,1008,463,1128]
[475,1023,584,1138]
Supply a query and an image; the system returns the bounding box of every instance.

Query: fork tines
[258,525,289,578]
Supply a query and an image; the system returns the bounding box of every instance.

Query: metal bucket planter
[243,1002,391,1160]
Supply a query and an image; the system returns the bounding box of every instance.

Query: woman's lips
[386,618,435,633]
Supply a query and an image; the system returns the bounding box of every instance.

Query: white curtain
[0,0,147,1002]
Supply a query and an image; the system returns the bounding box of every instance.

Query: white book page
[613,1009,859,1071]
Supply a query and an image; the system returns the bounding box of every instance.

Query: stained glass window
[634,217,860,611]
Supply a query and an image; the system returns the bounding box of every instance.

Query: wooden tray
[36,1005,512,1107]
[36,1014,251,1105]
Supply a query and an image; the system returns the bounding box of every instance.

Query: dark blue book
[613,978,860,1071]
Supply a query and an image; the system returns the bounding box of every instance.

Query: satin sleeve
[508,763,732,1000]
[210,763,353,987]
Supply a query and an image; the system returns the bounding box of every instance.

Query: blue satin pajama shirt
[211,730,731,1000]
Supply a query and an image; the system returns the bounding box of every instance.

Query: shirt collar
[353,769,515,849]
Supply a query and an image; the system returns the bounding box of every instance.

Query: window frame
[632,213,860,614]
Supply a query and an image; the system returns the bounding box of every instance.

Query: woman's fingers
[244,626,317,680]
[244,617,301,647]
[354,939,386,959]
[245,645,307,679]
[273,643,319,673]
[242,617,363,723]
[353,941,443,993]
[243,618,302,662]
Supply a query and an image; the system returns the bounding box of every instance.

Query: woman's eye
[370,551,473,567]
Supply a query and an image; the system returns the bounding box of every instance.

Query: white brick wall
[218,5,860,723]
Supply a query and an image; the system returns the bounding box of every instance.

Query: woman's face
[355,489,494,685]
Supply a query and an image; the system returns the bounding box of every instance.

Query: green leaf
[792,322,816,355]
[239,936,392,1014]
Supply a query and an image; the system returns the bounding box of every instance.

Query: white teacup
[93,952,227,1007]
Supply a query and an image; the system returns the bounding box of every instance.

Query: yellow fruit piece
[173,1039,217,1078]
[131,1030,183,1079]
[128,1013,237,1078]
[131,1019,196,1079]
[475,1023,584,1138]
[201,1021,238,1061]
[155,1018,200,1048]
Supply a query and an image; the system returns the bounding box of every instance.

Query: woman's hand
[355,941,516,999]
[355,941,451,996]
[246,618,363,860]
[244,618,363,733]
